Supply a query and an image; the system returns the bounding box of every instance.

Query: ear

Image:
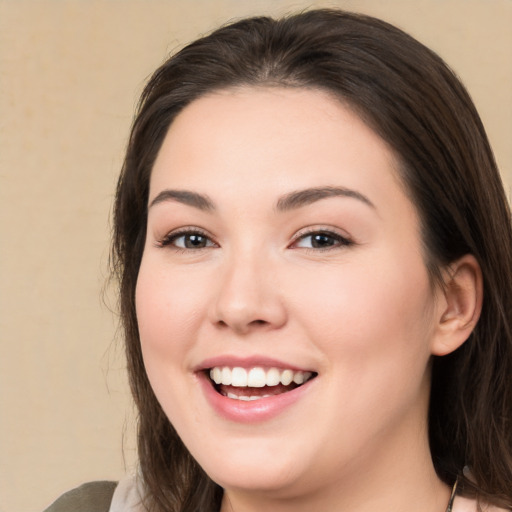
[431,254,483,356]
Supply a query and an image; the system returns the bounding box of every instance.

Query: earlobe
[431,254,483,356]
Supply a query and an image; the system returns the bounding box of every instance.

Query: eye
[291,230,352,250]
[158,229,217,250]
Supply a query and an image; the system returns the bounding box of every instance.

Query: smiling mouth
[208,366,317,401]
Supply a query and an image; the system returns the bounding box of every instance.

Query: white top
[453,495,509,512]
[109,476,145,512]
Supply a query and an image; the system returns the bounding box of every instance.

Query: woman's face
[136,88,442,501]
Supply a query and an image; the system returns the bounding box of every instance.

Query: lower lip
[198,372,315,423]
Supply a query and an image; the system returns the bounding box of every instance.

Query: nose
[209,253,287,335]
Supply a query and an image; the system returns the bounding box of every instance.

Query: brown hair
[112,9,512,511]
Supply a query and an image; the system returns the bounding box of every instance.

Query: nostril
[214,317,270,334]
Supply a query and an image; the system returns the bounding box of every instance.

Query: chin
[210,464,303,497]
[193,439,309,495]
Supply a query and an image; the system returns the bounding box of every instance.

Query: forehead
[149,86,407,214]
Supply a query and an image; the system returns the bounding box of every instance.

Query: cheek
[293,256,435,433]
[135,259,206,367]
[135,260,208,426]
[288,254,435,368]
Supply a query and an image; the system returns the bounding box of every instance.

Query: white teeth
[225,392,272,401]
[247,367,266,387]
[293,371,305,385]
[280,369,294,386]
[211,367,222,384]
[221,367,232,385]
[209,366,313,388]
[266,367,280,386]
[231,367,248,387]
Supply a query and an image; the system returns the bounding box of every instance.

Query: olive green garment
[43,481,118,512]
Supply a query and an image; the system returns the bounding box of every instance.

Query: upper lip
[195,355,315,373]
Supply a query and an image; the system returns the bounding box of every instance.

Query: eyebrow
[148,185,375,212]
[276,186,375,211]
[149,189,215,211]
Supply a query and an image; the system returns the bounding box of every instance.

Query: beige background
[0,1,510,510]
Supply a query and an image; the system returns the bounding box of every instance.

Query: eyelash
[289,228,353,251]
[155,227,353,252]
[156,228,217,252]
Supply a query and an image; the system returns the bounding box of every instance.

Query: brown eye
[181,234,209,248]
[310,233,337,248]
[293,231,352,250]
[161,231,216,249]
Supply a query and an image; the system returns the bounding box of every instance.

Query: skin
[136,87,481,512]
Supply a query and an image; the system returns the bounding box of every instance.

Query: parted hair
[112,9,512,511]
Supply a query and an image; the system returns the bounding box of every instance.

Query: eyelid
[289,226,354,249]
[155,226,218,249]
[154,225,353,250]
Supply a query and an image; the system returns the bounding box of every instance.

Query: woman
[46,8,512,512]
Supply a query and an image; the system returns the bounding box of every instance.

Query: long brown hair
[112,9,512,511]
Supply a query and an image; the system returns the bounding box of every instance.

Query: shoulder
[453,495,511,512]
[43,481,118,512]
